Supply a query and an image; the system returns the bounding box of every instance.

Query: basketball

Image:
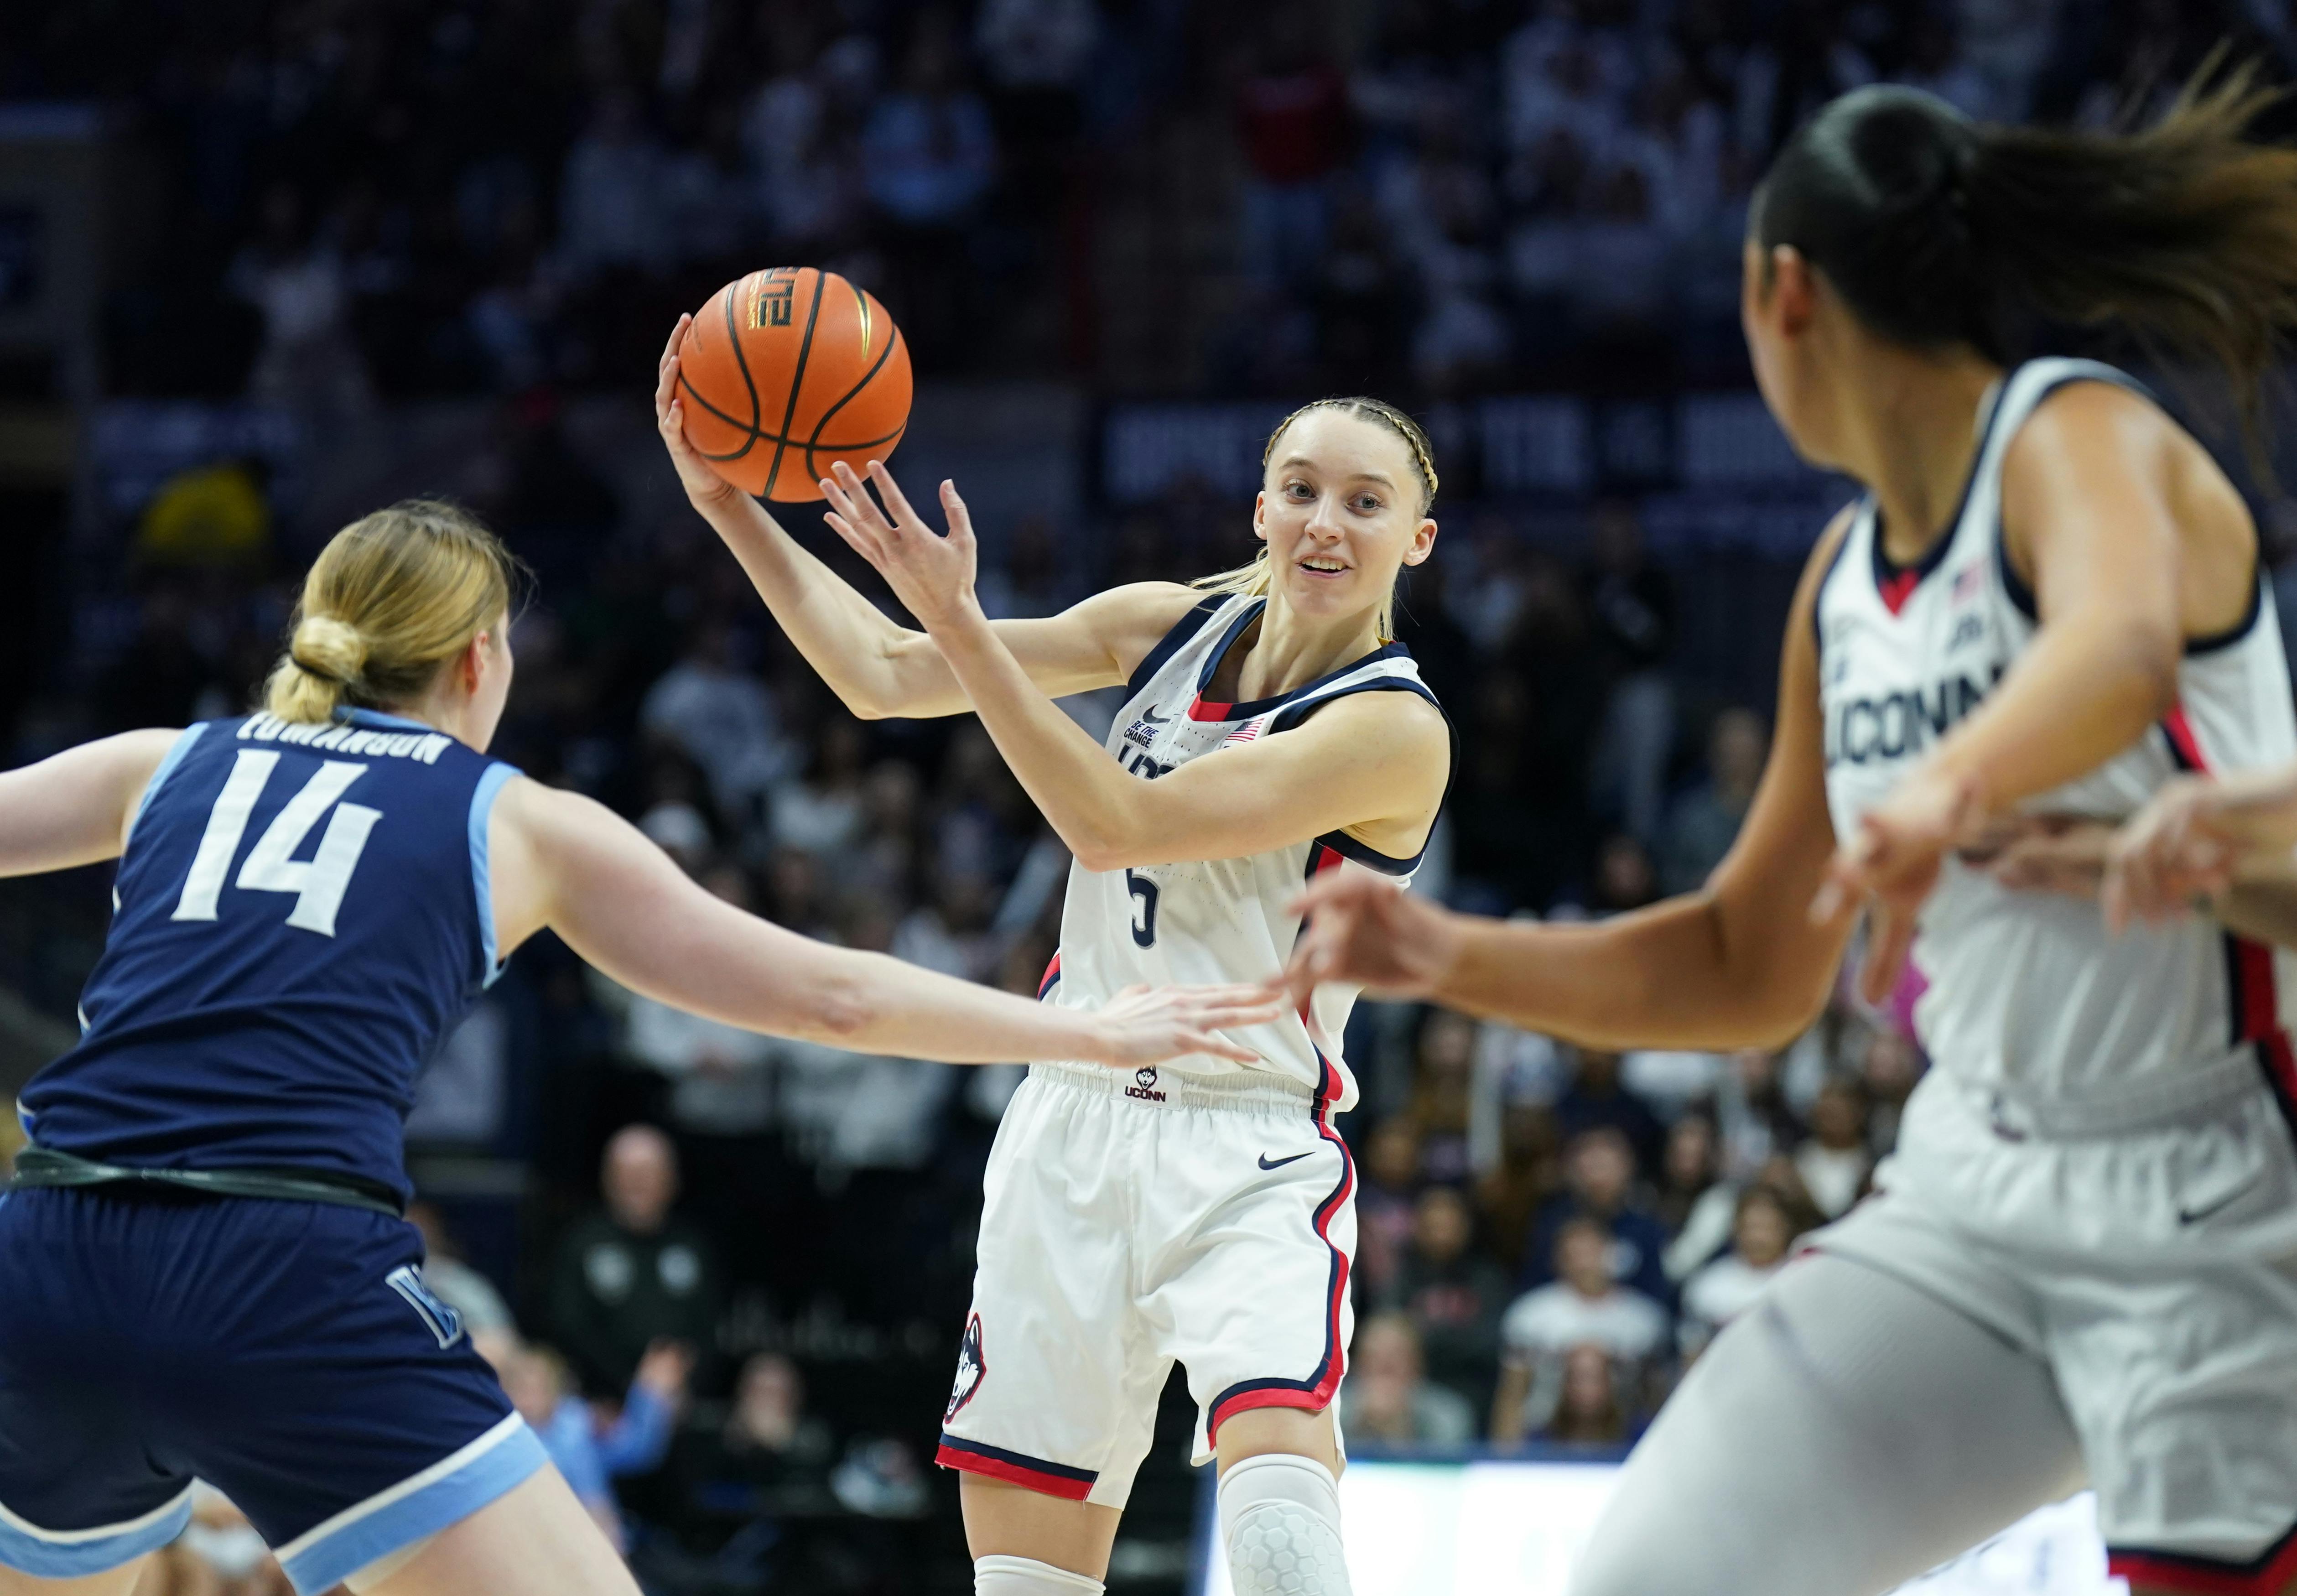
[674,267,913,502]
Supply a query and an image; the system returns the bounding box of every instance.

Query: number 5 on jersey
[1126,868,1159,948]
[172,750,381,936]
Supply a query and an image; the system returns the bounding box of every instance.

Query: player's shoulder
[1293,686,1450,798]
[1076,580,1211,631]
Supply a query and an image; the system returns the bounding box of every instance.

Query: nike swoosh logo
[2178,1187,2248,1225]
[1141,707,1173,724]
[1258,1151,1313,1170]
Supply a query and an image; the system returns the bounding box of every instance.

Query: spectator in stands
[1341,1311,1478,1447]
[1405,1007,1478,1183]
[767,715,870,859]
[1233,4,1352,293]
[1492,1217,1666,1440]
[864,11,998,363]
[1476,1100,1562,1275]
[649,1351,839,1584]
[407,1200,516,1338]
[1795,1076,1874,1219]
[1520,1125,1672,1305]
[1584,500,1677,845]
[494,1338,690,1552]
[1541,1343,1632,1445]
[1355,1116,1424,1300]
[548,1124,723,1396]
[1715,1042,1805,1180]
[557,90,674,279]
[1551,1048,1665,1174]
[1385,1185,1511,1417]
[1658,707,1768,894]
[1588,832,1660,915]
[639,622,795,827]
[1679,1185,1799,1358]
[1654,1113,1737,1285]
[228,184,373,424]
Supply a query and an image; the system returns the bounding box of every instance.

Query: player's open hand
[819,460,980,630]
[2104,766,2297,932]
[1091,982,1285,1069]
[655,316,747,513]
[1283,871,1462,1009]
[1812,764,1984,1004]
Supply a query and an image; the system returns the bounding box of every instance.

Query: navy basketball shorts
[0,1187,547,1594]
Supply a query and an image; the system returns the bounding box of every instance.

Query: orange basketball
[674,267,913,502]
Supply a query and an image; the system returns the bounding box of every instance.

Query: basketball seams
[804,291,908,480]
[762,270,828,499]
[723,276,763,433]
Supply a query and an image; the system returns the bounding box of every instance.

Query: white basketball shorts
[935,1060,1356,1509]
[1816,1178,2297,1589]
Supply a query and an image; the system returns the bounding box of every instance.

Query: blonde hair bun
[291,615,369,685]
[262,499,519,724]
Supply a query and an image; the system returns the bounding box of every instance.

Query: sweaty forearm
[804,946,1110,1063]
[703,497,966,717]
[1436,895,1830,1051]
[1928,613,2177,814]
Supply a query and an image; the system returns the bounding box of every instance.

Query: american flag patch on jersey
[1223,722,1263,746]
[1952,562,1985,603]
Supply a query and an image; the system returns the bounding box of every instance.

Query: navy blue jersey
[16,708,518,1202]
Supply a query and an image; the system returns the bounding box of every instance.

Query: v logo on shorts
[385,1265,466,1350]
[1257,1151,1312,1170]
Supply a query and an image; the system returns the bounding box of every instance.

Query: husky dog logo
[1126,1066,1167,1103]
[946,1313,987,1422]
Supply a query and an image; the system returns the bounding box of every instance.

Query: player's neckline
[1190,599,1408,721]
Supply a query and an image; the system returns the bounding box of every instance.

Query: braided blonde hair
[1193,396,1439,641]
[264,499,520,723]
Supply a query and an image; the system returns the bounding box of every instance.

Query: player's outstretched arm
[654,317,1197,719]
[2102,764,2297,936]
[1286,512,1860,1052]
[0,728,182,877]
[1965,797,2297,948]
[816,460,1450,868]
[493,776,1279,1066]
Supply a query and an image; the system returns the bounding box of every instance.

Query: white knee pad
[974,1553,1105,1594]
[1219,1453,1352,1596]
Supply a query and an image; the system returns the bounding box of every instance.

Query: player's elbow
[802,966,878,1042]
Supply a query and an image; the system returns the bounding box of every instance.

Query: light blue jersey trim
[343,707,438,733]
[0,1486,193,1579]
[127,722,209,844]
[468,763,517,988]
[275,1414,546,1596]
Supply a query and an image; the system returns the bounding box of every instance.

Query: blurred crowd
[10,0,2297,1591]
[15,0,2288,404]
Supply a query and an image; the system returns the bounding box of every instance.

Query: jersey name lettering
[239,712,454,764]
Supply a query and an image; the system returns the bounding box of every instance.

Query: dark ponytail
[1754,57,2297,417]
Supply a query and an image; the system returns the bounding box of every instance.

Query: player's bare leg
[959,1476,1121,1591]
[0,1561,150,1596]
[347,1468,639,1596]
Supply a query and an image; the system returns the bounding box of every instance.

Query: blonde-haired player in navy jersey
[0,500,1273,1596]
[659,322,1452,1596]
[1288,71,2297,1596]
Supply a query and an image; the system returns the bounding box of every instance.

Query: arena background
[1,2,2294,1592]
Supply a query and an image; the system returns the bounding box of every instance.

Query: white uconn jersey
[1817,357,2297,1127]
[1040,594,1444,1112]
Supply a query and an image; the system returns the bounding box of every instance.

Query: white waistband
[1029,1061,1320,1115]
[1967,1050,2270,1140]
